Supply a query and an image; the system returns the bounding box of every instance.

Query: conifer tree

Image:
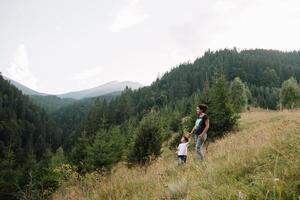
[230,77,248,113]
[280,77,300,109]
[207,74,239,137]
[128,113,162,165]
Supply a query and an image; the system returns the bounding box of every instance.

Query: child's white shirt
[178,142,189,156]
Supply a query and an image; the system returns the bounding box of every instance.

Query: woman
[189,104,209,160]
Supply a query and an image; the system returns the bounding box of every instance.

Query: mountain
[2,77,136,114]
[3,76,47,96]
[58,81,143,99]
[4,77,143,100]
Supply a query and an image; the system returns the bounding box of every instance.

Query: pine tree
[128,112,162,165]
[280,77,300,109]
[0,149,21,200]
[230,77,248,113]
[86,127,123,171]
[71,133,90,173]
[207,74,239,137]
[50,147,66,167]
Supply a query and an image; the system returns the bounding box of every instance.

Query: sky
[0,0,300,94]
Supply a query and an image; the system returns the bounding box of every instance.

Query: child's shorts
[178,155,187,165]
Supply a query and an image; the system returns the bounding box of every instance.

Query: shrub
[128,112,162,165]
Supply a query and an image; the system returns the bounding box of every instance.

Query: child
[177,136,189,165]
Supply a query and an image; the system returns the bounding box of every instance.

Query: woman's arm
[190,127,196,135]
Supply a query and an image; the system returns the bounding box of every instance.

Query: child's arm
[176,145,179,154]
[184,133,192,143]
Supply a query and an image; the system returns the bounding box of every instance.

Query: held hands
[186,132,192,138]
[184,131,192,138]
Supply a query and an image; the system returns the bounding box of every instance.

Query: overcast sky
[0,0,300,94]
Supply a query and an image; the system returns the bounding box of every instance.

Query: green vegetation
[205,74,239,137]
[30,95,76,113]
[127,112,163,165]
[1,49,300,199]
[0,75,63,199]
[230,77,248,113]
[280,77,300,109]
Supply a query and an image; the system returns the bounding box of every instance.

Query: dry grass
[52,110,300,200]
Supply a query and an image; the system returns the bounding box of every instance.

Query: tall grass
[52,110,300,200]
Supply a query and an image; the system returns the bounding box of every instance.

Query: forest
[1,48,300,199]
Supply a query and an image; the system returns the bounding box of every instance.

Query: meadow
[52,109,300,200]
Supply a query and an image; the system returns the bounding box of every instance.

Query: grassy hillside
[52,109,300,200]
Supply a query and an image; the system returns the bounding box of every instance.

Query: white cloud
[72,66,103,81]
[70,66,104,91]
[109,0,148,32]
[170,47,195,67]
[3,44,39,90]
[213,0,236,14]
[208,0,300,51]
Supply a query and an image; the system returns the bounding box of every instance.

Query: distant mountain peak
[4,77,143,100]
[58,80,143,99]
